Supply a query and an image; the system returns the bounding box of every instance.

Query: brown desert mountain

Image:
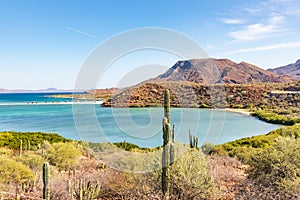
[147,58,293,84]
[100,58,298,108]
[268,59,300,80]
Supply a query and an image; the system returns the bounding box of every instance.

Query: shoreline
[217,108,251,116]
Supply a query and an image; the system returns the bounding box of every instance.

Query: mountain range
[0,88,82,93]
[268,59,300,80]
[101,58,299,107]
[146,58,293,84]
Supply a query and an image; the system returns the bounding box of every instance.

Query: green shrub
[0,157,35,184]
[221,133,278,151]
[46,142,82,171]
[232,104,244,109]
[210,146,228,156]
[114,141,141,151]
[169,148,215,199]
[269,123,300,138]
[0,147,13,157]
[20,153,45,173]
[113,141,159,152]
[201,143,215,155]
[199,103,211,108]
[248,137,300,196]
[229,146,259,164]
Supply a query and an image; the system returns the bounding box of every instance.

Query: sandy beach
[220,108,251,116]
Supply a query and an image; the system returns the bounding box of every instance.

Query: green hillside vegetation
[113,141,161,152]
[208,124,300,160]
[0,131,70,150]
[251,109,300,125]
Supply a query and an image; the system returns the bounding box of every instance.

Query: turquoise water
[0,93,74,104]
[0,93,280,147]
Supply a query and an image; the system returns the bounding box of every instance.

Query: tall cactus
[162,89,171,199]
[189,129,198,149]
[170,123,175,165]
[189,129,193,148]
[171,123,175,143]
[70,178,101,200]
[19,139,22,158]
[169,123,175,197]
[164,89,170,123]
[43,162,50,200]
[28,140,31,151]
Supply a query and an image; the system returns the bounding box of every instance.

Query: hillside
[147,58,293,84]
[101,81,300,111]
[268,59,300,80]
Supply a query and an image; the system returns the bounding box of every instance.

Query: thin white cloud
[221,18,244,24]
[225,41,300,54]
[206,44,214,49]
[270,0,294,3]
[242,7,262,14]
[228,15,285,41]
[65,26,96,39]
[244,0,300,16]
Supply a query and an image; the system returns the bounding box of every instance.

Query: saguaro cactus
[162,89,171,199]
[171,123,175,143]
[19,139,23,158]
[170,123,175,165]
[189,129,198,149]
[43,162,50,200]
[164,89,170,123]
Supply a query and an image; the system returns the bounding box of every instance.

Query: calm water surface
[0,93,280,147]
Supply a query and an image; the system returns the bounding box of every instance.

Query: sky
[0,0,300,89]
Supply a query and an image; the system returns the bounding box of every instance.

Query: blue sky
[1,0,300,89]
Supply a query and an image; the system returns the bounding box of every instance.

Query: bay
[0,93,280,147]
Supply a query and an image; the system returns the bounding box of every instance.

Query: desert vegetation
[0,124,300,199]
[0,125,299,199]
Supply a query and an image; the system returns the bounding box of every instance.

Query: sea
[0,93,280,148]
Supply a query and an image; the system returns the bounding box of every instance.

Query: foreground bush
[247,137,300,197]
[0,157,35,189]
[46,142,82,171]
[169,148,215,199]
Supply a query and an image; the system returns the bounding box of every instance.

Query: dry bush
[207,155,248,200]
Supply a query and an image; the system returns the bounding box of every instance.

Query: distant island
[0,88,85,93]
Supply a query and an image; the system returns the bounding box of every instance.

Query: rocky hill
[100,58,299,108]
[101,81,300,110]
[147,58,293,84]
[268,59,300,80]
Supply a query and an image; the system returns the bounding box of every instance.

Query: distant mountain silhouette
[268,59,300,80]
[0,88,82,93]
